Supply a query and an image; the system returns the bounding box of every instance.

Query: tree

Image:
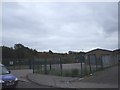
[2,46,14,59]
[14,44,25,59]
[49,50,53,54]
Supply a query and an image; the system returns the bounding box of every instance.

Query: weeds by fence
[32,56,103,78]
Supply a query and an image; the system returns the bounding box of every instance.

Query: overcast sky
[2,2,118,53]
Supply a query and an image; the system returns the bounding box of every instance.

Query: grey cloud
[90,2,118,33]
[2,2,118,53]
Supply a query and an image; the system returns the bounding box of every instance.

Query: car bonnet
[1,74,16,81]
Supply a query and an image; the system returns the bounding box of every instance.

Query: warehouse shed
[86,48,113,69]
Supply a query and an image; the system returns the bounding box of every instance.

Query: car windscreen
[0,66,9,75]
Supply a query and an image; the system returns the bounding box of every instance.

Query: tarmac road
[16,81,50,88]
[9,69,54,89]
[14,81,66,90]
[80,64,118,85]
[1,81,51,90]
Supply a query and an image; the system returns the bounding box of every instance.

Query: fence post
[84,56,87,75]
[37,60,39,72]
[101,56,104,69]
[50,60,51,71]
[95,55,98,71]
[88,55,92,73]
[29,59,32,69]
[13,59,15,70]
[81,60,82,77]
[60,57,62,76]
[44,58,47,74]
[100,56,103,69]
[33,58,35,73]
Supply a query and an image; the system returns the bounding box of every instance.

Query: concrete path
[27,74,118,88]
[80,65,118,85]
[10,65,118,88]
[27,65,118,88]
[11,69,33,82]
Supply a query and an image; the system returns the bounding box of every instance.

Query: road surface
[16,81,51,88]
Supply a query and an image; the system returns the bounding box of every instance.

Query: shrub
[71,69,79,77]
[64,70,71,77]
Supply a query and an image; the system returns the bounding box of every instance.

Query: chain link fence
[2,53,117,78]
[2,58,33,70]
[33,54,104,78]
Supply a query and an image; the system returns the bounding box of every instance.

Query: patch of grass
[7,65,30,70]
[71,69,79,77]
[63,70,71,77]
[48,69,61,76]
[62,69,80,77]
[34,66,113,78]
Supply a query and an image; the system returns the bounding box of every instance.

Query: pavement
[27,65,118,88]
[11,69,33,82]
[11,65,118,88]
